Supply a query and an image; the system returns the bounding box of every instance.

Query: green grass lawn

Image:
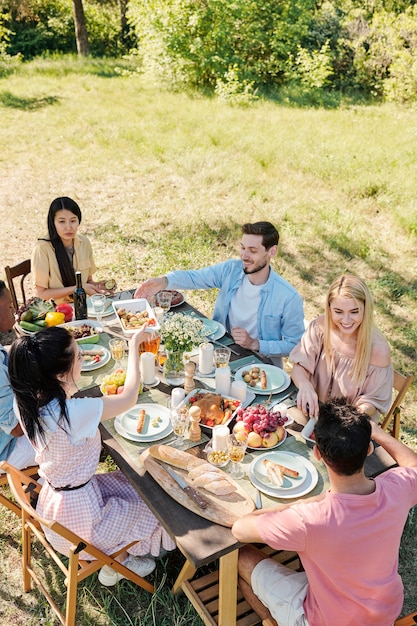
[0,56,416,623]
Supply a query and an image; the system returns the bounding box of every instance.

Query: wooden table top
[77,296,397,569]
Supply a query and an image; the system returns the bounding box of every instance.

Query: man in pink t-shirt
[232,401,417,626]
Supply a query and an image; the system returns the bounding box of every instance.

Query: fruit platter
[100,368,127,395]
[232,403,289,450]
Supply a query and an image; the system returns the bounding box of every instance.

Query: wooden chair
[0,465,39,516]
[0,460,154,626]
[395,612,417,625]
[4,258,31,310]
[379,371,414,439]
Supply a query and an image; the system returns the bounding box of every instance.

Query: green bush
[127,0,317,88]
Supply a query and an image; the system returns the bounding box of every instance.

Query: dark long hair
[42,197,82,287]
[8,327,75,443]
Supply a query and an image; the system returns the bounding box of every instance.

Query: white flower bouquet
[159,312,210,353]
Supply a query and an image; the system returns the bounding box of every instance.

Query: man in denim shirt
[135,222,304,367]
[0,281,37,470]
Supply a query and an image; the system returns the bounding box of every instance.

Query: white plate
[250,450,307,491]
[121,404,171,438]
[234,364,291,395]
[207,321,226,341]
[114,415,173,443]
[87,297,114,319]
[247,429,287,451]
[249,451,318,499]
[81,346,111,372]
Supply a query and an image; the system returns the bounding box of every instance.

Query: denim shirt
[0,346,17,461]
[166,259,305,359]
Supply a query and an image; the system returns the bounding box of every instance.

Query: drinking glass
[139,333,161,360]
[227,433,248,479]
[90,294,107,325]
[156,291,173,315]
[170,407,189,450]
[213,347,231,368]
[109,338,127,369]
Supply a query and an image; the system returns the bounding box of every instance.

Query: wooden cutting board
[140,448,255,527]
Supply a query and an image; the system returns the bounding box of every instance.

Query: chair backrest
[0,460,154,626]
[4,259,31,310]
[0,465,39,516]
[379,371,414,439]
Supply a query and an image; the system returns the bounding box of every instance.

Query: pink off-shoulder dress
[23,397,176,561]
[289,319,393,414]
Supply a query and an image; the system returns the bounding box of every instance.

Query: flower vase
[164,349,186,386]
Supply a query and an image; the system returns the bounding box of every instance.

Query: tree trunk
[72,0,90,56]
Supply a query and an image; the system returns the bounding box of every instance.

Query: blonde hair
[324,274,375,386]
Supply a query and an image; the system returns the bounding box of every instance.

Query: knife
[160,462,208,509]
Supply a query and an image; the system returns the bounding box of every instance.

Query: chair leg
[22,517,32,592]
[65,551,81,626]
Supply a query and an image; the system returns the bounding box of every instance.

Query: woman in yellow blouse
[32,197,109,303]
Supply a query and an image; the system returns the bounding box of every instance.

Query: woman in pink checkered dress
[8,324,176,585]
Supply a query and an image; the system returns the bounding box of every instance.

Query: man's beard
[243,260,268,275]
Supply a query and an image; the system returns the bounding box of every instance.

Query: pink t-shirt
[257,467,417,626]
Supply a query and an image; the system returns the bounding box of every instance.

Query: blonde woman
[289,274,393,423]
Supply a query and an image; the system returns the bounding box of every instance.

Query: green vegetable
[17,297,56,323]
[19,320,46,333]
[20,310,33,322]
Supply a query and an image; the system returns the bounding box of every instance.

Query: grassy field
[0,56,416,624]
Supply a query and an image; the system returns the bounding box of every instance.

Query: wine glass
[109,338,127,369]
[156,291,173,316]
[90,294,107,325]
[227,433,248,479]
[170,406,189,450]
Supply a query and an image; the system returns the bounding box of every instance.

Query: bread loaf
[190,471,226,487]
[203,479,236,496]
[149,444,191,470]
[188,463,221,480]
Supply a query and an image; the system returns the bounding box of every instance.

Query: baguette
[149,444,191,470]
[263,459,300,481]
[263,460,284,486]
[136,409,146,433]
[260,370,268,389]
[188,463,221,480]
[190,471,226,487]
[203,479,236,496]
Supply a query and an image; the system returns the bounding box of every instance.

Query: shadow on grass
[0,91,60,110]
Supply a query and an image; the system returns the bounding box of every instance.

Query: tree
[72,0,90,56]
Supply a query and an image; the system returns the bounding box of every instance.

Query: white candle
[171,387,185,408]
[140,352,155,385]
[230,380,247,403]
[198,342,214,375]
[215,365,231,396]
[212,425,230,451]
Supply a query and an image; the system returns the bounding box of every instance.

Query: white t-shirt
[228,275,261,339]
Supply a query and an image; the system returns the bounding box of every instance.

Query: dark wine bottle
[73,271,87,320]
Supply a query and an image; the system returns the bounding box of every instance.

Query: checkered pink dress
[34,399,175,561]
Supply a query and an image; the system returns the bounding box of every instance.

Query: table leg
[218,549,238,626]
[172,558,197,595]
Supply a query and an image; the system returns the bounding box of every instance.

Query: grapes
[101,370,126,392]
[235,404,288,436]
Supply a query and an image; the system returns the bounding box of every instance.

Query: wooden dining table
[77,293,398,626]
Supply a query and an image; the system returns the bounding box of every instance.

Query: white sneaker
[98,557,156,587]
